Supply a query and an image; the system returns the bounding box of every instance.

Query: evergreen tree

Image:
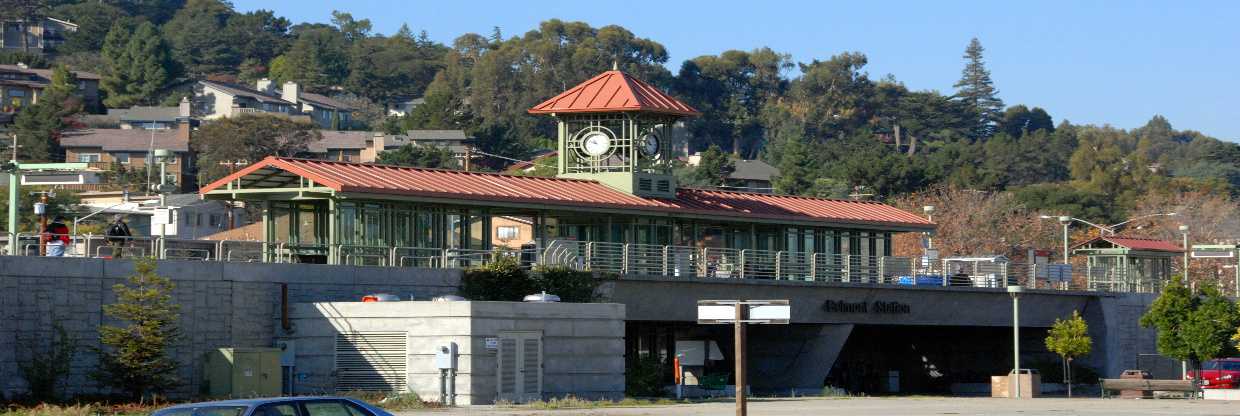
[272,26,350,92]
[772,137,816,195]
[953,38,1004,139]
[13,65,81,161]
[162,0,238,77]
[95,258,181,400]
[377,144,459,169]
[688,145,735,187]
[103,21,173,108]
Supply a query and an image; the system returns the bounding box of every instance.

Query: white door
[497,331,542,403]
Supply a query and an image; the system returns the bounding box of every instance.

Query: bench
[1100,378,1197,398]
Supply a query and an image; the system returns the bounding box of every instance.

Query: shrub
[531,266,596,303]
[17,321,78,401]
[459,255,534,301]
[625,354,666,397]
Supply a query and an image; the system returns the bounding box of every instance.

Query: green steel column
[328,198,337,265]
[7,163,17,255]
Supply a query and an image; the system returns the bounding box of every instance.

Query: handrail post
[585,242,593,272]
[775,250,783,280]
[622,243,630,275]
[878,256,886,284]
[662,245,670,277]
[739,249,747,279]
[810,253,818,281]
[843,254,850,283]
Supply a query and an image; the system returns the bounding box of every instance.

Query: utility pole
[734,302,747,416]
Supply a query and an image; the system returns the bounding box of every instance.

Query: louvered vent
[499,338,518,396]
[522,338,541,396]
[638,178,653,191]
[335,332,408,392]
[656,180,671,193]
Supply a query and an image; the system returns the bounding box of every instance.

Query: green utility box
[204,347,282,397]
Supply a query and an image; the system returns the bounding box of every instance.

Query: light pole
[1008,285,1023,398]
[923,205,935,273]
[1180,225,1190,279]
[1058,216,1070,263]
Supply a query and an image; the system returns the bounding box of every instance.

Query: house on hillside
[385,96,424,116]
[60,103,195,190]
[1,17,76,54]
[0,63,100,114]
[193,79,353,129]
[305,129,472,163]
[685,152,781,193]
[107,106,190,130]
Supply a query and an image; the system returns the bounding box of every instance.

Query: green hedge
[458,256,597,302]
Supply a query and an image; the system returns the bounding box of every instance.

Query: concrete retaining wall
[0,256,460,399]
[284,301,626,405]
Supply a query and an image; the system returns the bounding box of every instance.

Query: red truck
[1188,358,1240,389]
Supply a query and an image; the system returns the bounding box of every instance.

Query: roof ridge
[269,157,603,184]
[681,187,884,204]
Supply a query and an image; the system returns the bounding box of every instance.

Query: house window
[76,153,100,163]
[113,153,130,164]
[209,214,221,227]
[497,226,520,241]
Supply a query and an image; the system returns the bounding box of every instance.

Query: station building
[199,69,1166,396]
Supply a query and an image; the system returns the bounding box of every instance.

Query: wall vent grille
[334,331,407,392]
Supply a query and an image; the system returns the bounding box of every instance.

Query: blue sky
[232,0,1240,141]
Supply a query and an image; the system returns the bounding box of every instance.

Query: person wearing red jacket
[43,216,70,257]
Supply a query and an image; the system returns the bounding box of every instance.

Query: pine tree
[103,22,172,108]
[96,258,181,400]
[953,38,1004,139]
[772,137,816,195]
[13,65,81,161]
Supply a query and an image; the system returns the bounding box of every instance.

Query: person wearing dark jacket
[105,214,132,258]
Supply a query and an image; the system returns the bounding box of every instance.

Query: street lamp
[923,205,935,248]
[1008,285,1024,399]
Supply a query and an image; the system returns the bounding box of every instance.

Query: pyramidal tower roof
[527,70,700,117]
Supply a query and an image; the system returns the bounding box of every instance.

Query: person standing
[105,214,133,258]
[43,216,70,257]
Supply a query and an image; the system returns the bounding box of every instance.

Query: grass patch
[336,391,442,411]
[1,403,157,416]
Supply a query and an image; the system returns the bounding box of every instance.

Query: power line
[469,149,556,169]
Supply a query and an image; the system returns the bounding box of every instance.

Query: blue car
[152,397,394,416]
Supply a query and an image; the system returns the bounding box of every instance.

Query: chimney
[177,97,192,142]
[281,81,299,105]
[256,78,273,93]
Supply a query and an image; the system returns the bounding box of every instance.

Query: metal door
[497,331,542,403]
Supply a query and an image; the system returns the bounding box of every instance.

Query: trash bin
[1119,369,1153,399]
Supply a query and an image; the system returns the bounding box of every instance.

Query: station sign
[697,299,790,324]
[1191,245,1237,259]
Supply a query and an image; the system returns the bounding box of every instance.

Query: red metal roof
[527,70,701,117]
[1073,236,1184,253]
[201,157,934,230]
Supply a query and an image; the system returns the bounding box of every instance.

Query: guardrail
[0,233,1164,293]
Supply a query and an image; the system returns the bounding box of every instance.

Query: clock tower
[528,69,700,198]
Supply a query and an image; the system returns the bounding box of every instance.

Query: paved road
[403,397,1240,416]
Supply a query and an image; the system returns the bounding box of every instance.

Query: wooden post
[38,193,48,255]
[735,302,747,416]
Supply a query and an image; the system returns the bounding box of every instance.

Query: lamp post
[1057,216,1070,263]
[923,205,935,248]
[1008,285,1023,398]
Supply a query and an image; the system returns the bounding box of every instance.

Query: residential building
[385,96,424,116]
[0,63,100,113]
[193,79,353,129]
[685,153,781,192]
[306,129,472,163]
[1,17,76,54]
[107,106,187,130]
[60,101,194,189]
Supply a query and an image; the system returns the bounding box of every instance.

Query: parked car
[1187,358,1240,389]
[152,397,394,416]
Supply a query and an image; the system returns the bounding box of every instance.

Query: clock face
[581,131,612,156]
[640,133,660,157]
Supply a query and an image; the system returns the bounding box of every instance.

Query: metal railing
[0,233,1165,293]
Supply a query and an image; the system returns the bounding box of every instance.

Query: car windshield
[1203,361,1240,371]
[154,406,249,416]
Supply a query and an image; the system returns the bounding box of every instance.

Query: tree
[102,22,173,108]
[162,0,237,77]
[954,38,1004,139]
[675,48,791,156]
[346,25,446,105]
[13,65,82,161]
[771,136,816,195]
[96,258,181,399]
[687,145,735,187]
[376,144,459,169]
[224,9,292,67]
[1140,278,1240,390]
[999,105,1054,138]
[331,10,372,43]
[1045,310,1092,397]
[192,114,321,184]
[272,26,350,92]
[50,2,130,55]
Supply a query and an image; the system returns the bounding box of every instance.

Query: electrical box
[435,343,457,370]
[204,347,282,397]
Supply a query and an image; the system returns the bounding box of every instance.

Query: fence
[2,233,1161,293]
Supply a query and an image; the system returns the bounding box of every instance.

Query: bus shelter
[1072,236,1181,293]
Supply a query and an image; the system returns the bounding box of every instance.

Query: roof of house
[1072,236,1184,253]
[308,131,382,152]
[298,92,354,111]
[59,128,189,152]
[731,159,780,182]
[527,70,700,117]
[201,157,935,231]
[407,130,468,141]
[107,106,179,122]
[0,64,101,80]
[200,80,296,106]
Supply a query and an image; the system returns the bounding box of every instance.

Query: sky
[232,0,1240,142]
